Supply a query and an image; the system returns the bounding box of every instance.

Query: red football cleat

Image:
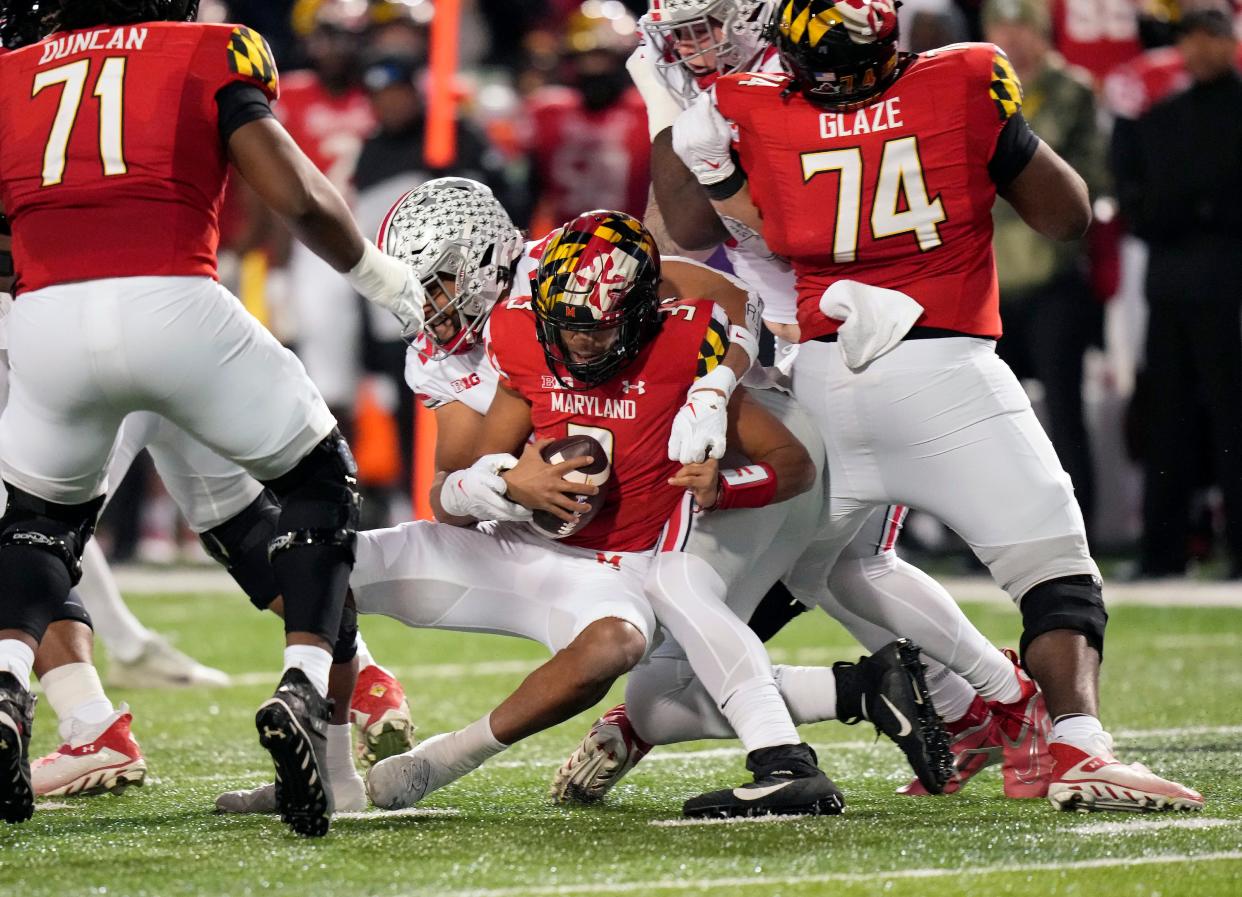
[32,710,147,797]
[350,664,415,766]
[897,695,1002,796]
[550,703,652,804]
[1048,738,1204,813]
[988,649,1054,798]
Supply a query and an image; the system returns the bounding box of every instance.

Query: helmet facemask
[534,212,662,390]
[644,0,773,105]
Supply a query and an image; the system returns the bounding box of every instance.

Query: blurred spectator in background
[523,1,649,233]
[275,0,378,438]
[1049,0,1146,83]
[1112,6,1242,578]
[351,51,510,524]
[985,0,1108,534]
[897,0,971,51]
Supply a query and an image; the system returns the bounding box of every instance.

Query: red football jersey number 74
[33,57,130,187]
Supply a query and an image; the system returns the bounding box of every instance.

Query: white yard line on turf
[334,807,459,820]
[433,852,1242,897]
[112,566,1242,607]
[649,815,812,828]
[1070,817,1235,836]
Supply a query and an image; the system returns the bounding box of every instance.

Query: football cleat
[834,639,954,794]
[107,634,231,689]
[350,664,415,767]
[255,668,334,837]
[32,708,147,797]
[897,695,1002,796]
[991,649,1054,798]
[0,672,36,824]
[682,742,844,818]
[366,736,446,811]
[215,772,367,814]
[550,703,651,804]
[1047,736,1205,813]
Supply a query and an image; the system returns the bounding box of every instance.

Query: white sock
[76,539,152,663]
[773,665,837,726]
[0,639,35,691]
[1052,714,1111,754]
[353,632,379,672]
[39,662,116,743]
[283,644,332,696]
[412,714,507,797]
[326,723,361,784]
[922,658,977,724]
[724,677,801,752]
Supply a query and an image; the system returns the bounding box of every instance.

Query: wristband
[715,462,778,510]
[727,323,759,366]
[692,362,737,398]
[346,241,408,307]
[704,163,747,201]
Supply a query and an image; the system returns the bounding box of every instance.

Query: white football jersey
[403,336,497,415]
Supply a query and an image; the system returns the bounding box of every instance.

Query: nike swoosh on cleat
[732,781,794,801]
[881,695,913,738]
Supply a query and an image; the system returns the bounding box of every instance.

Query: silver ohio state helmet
[642,0,774,104]
[378,178,524,360]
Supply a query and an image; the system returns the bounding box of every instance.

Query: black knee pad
[747,580,811,644]
[0,485,104,638]
[261,430,360,643]
[1019,574,1108,662]
[333,601,358,664]
[50,590,94,629]
[200,490,281,610]
[262,429,360,562]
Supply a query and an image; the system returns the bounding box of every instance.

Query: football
[529,435,611,540]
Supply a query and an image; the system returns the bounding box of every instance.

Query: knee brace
[261,430,360,643]
[262,429,360,562]
[1019,574,1107,662]
[200,490,281,611]
[51,590,94,629]
[333,601,358,664]
[0,484,104,638]
[746,580,810,644]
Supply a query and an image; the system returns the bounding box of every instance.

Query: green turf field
[2,592,1239,897]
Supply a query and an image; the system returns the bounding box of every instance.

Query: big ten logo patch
[452,373,482,394]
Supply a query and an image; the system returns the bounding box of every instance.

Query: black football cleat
[0,672,36,824]
[255,668,334,837]
[834,638,954,795]
[682,743,845,818]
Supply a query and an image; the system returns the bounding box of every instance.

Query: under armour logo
[621,380,645,395]
[262,727,285,740]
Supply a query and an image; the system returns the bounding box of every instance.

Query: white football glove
[671,91,735,188]
[439,453,533,522]
[668,364,737,463]
[835,0,899,44]
[626,45,686,141]
[347,241,427,333]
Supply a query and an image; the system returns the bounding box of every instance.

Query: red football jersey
[523,86,651,225]
[274,71,374,193]
[486,295,729,553]
[0,22,279,294]
[715,43,1021,341]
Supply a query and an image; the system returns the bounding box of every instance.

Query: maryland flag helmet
[533,211,662,389]
[773,0,901,108]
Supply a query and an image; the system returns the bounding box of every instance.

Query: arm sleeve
[215,82,274,143]
[987,111,1040,188]
[695,304,732,378]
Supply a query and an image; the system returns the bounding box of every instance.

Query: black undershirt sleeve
[988,111,1040,189]
[215,82,275,144]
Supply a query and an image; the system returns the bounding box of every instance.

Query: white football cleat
[1047,736,1204,813]
[33,709,147,797]
[215,774,367,814]
[366,736,453,810]
[107,634,231,689]
[550,704,651,804]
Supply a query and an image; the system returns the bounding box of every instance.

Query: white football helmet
[642,0,775,103]
[377,178,524,360]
